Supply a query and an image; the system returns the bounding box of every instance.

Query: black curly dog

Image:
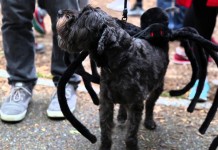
[57,5,170,150]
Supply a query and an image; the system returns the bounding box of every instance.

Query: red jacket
[176,0,218,8]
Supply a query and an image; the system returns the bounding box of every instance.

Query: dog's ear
[97,26,117,55]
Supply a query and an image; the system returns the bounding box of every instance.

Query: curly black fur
[57,5,169,149]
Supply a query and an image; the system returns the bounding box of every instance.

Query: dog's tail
[57,50,97,143]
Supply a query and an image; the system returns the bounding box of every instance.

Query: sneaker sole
[172,59,191,65]
[0,110,27,122]
[47,109,75,118]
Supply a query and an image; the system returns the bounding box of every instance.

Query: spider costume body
[56,5,218,150]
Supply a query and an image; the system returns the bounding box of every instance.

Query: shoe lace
[10,86,31,102]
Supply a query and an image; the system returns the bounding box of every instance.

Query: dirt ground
[0,0,218,149]
[1,0,218,100]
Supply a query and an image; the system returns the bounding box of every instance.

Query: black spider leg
[198,45,218,150]
[167,29,211,112]
[76,64,100,105]
[64,52,72,66]
[90,58,100,79]
[199,88,218,134]
[64,52,100,105]
[58,51,97,143]
[169,28,199,96]
[169,40,199,96]
[209,135,218,150]
[187,44,208,112]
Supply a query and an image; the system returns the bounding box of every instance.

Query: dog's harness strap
[122,0,128,21]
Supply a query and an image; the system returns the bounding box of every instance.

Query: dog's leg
[144,85,163,130]
[117,104,127,124]
[99,95,114,150]
[125,101,144,150]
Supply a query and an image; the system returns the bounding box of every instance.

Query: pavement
[0,72,217,150]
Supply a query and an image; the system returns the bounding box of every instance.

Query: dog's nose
[58,10,63,18]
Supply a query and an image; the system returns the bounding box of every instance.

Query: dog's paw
[144,119,157,130]
[125,138,139,150]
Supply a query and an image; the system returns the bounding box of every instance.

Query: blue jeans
[157,0,187,30]
[1,0,83,89]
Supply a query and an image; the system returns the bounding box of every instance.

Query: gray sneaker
[0,82,32,122]
[128,6,144,16]
[47,84,77,118]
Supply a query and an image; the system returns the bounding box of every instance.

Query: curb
[0,69,212,109]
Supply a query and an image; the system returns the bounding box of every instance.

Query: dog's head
[56,9,79,51]
[56,5,119,53]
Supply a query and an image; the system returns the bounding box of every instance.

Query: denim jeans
[1,0,83,89]
[157,0,187,30]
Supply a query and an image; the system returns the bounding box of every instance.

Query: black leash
[122,0,128,21]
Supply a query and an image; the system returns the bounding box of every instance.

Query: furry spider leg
[64,52,100,105]
[198,50,218,135]
[64,52,100,83]
[187,45,208,112]
[171,39,206,113]
[166,29,213,112]
[170,29,218,147]
[90,59,100,79]
[209,135,218,150]
[199,88,218,134]
[169,40,199,96]
[76,64,100,105]
[57,50,97,143]
[169,28,200,96]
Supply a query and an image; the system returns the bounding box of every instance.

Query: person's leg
[2,0,36,88]
[157,0,174,29]
[79,0,89,9]
[37,0,45,9]
[1,0,36,122]
[192,0,217,40]
[135,0,142,8]
[128,0,144,16]
[44,0,81,87]
[188,0,218,102]
[106,0,130,12]
[44,0,81,118]
[173,5,187,30]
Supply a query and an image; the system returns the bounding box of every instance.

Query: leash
[122,0,128,21]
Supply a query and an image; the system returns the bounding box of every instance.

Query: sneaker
[128,5,144,16]
[0,82,32,122]
[188,79,210,102]
[35,43,45,54]
[173,46,190,64]
[106,0,130,12]
[47,84,77,118]
[33,7,47,35]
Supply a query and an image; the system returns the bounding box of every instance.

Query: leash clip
[122,8,128,21]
